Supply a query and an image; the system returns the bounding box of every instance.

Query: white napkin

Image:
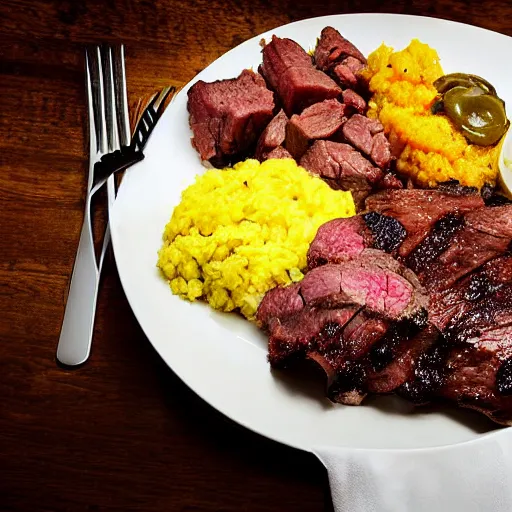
[314,428,512,512]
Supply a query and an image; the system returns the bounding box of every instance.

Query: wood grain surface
[1,1,511,510]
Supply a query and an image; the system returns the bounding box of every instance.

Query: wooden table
[1,1,511,510]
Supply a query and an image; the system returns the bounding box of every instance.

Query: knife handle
[56,203,100,366]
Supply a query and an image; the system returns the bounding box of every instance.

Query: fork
[57,46,177,367]
[56,45,132,366]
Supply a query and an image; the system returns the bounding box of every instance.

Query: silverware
[57,44,177,367]
[91,84,177,193]
[57,45,133,367]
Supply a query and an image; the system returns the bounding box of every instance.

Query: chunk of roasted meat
[260,189,512,425]
[187,69,275,165]
[259,35,341,115]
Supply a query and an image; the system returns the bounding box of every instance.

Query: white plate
[111,14,512,451]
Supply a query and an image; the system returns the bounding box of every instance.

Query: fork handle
[57,205,100,366]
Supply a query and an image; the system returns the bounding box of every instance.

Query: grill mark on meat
[328,361,368,405]
[365,189,485,257]
[397,342,451,404]
[342,311,390,360]
[308,312,388,406]
[443,286,512,345]
[369,320,412,372]
[363,212,406,253]
[485,194,512,207]
[497,358,512,395]
[406,213,465,274]
[268,306,361,370]
[429,256,512,333]
[330,312,390,401]
[267,306,360,367]
[465,274,502,302]
[367,326,440,394]
[307,214,407,271]
[438,347,511,418]
[399,313,512,420]
[420,205,512,292]
[437,180,478,196]
[474,323,512,363]
[442,348,512,426]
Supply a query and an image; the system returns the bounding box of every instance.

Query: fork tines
[131,85,177,152]
[86,45,131,159]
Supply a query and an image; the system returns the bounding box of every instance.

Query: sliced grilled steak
[302,312,388,406]
[300,140,384,207]
[429,255,512,332]
[314,26,366,72]
[399,273,512,424]
[259,250,426,330]
[187,69,274,164]
[365,189,485,257]
[300,253,427,320]
[314,312,390,406]
[418,205,512,291]
[397,341,452,405]
[267,306,359,367]
[327,312,398,406]
[439,346,512,426]
[256,282,303,329]
[307,214,406,269]
[367,326,439,393]
[342,311,390,360]
[285,99,347,159]
[255,109,288,160]
[443,286,512,345]
[329,312,391,404]
[307,216,372,268]
[259,35,341,115]
[406,213,465,275]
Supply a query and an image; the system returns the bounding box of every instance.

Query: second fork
[56,45,131,366]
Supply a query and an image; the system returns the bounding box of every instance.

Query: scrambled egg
[361,39,501,188]
[157,158,355,320]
